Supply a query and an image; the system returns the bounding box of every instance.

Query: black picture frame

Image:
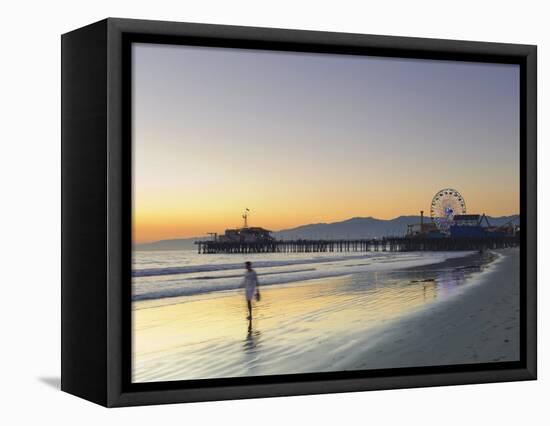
[61,17,537,407]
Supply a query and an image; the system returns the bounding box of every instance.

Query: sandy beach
[132,248,519,382]
[342,248,520,370]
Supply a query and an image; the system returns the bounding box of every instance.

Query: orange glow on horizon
[133,191,520,244]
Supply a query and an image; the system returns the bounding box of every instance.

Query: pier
[195,235,519,254]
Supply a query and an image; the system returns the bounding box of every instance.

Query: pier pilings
[195,236,519,254]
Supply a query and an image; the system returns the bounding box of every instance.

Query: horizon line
[134,212,520,245]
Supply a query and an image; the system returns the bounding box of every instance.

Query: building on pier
[407,210,444,238]
[210,209,275,243]
[218,226,274,243]
[449,214,519,238]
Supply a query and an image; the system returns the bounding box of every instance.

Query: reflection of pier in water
[196,236,519,254]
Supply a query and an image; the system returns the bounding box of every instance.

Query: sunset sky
[132,43,520,244]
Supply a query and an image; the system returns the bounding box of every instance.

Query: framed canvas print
[61,18,537,407]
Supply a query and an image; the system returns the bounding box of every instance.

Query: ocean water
[132,248,502,381]
[132,249,480,303]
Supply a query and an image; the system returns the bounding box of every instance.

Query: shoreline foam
[133,250,475,302]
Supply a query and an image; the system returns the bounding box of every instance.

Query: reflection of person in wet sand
[241,261,260,320]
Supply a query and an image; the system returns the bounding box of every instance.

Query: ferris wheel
[430,188,466,232]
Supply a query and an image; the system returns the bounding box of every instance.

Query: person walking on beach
[241,261,260,320]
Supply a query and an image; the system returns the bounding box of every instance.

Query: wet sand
[348,248,520,370]
[132,249,519,382]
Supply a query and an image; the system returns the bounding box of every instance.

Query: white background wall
[1,0,546,423]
